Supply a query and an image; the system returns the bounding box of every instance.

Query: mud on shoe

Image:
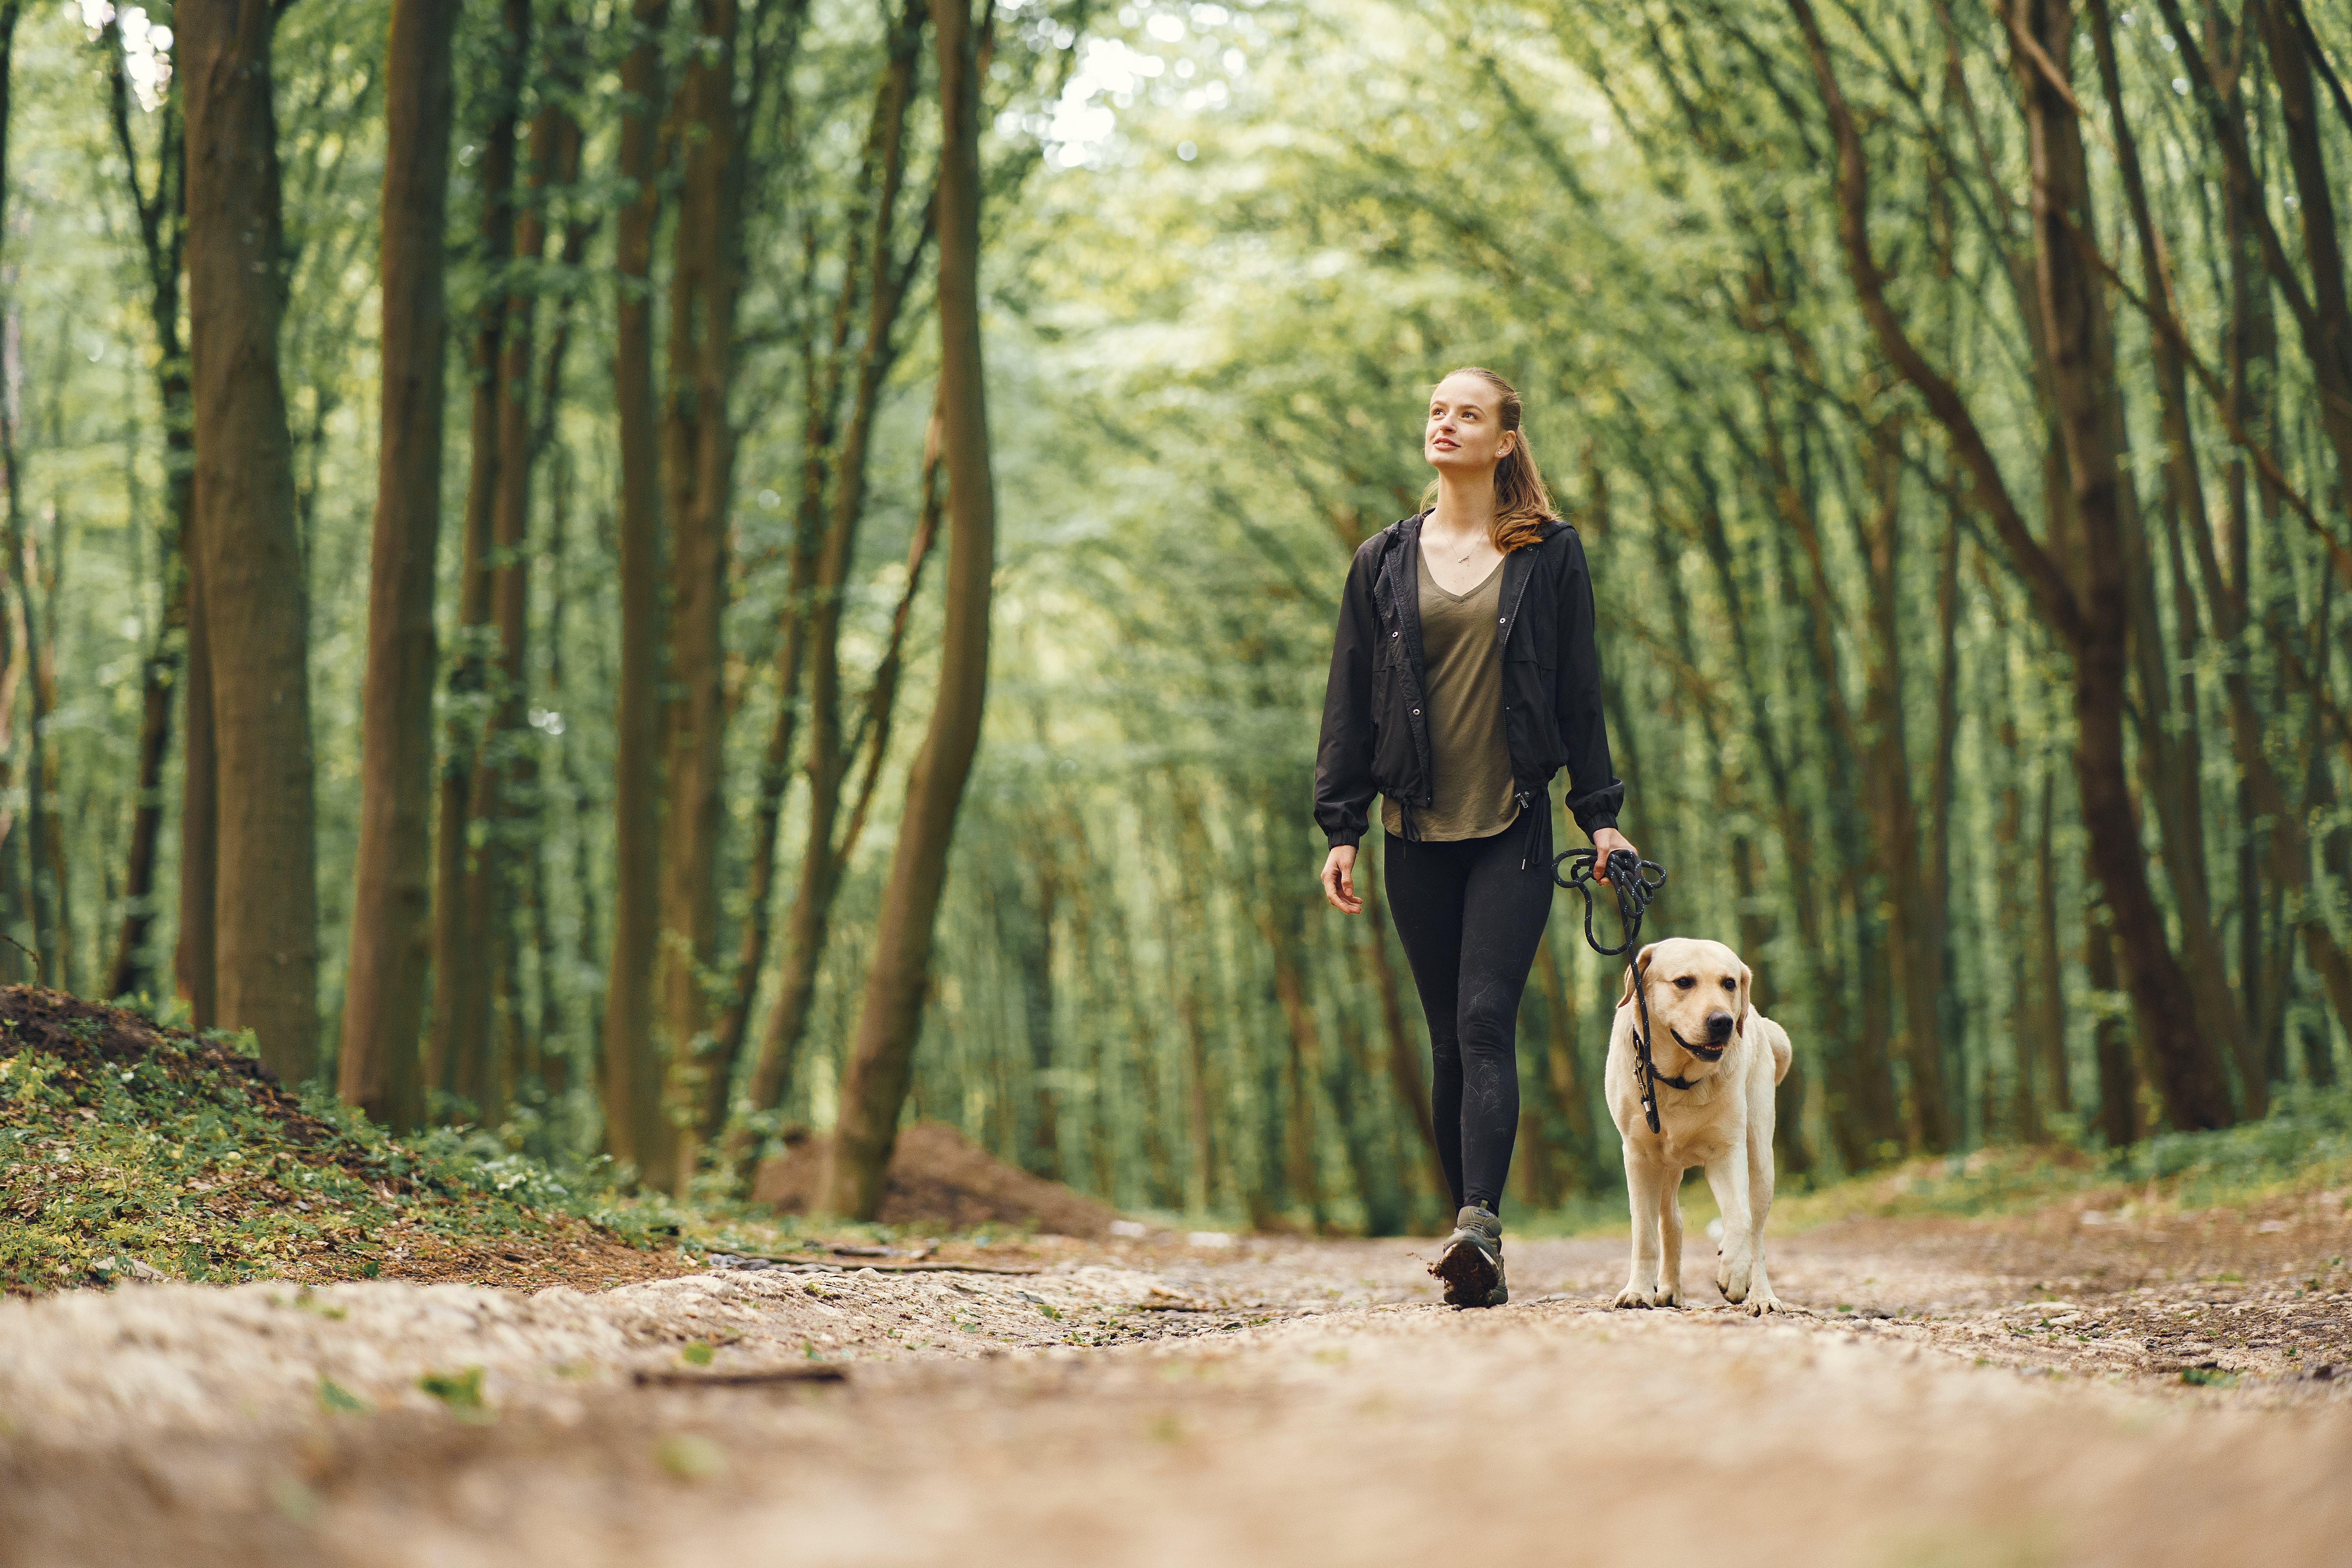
[1431,1205,1506,1308]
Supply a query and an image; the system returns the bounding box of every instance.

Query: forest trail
[7,1195,2351,1568]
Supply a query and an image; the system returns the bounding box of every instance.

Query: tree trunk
[340,0,460,1130]
[823,0,996,1218]
[0,2,49,987]
[429,0,527,1118]
[472,0,576,1121]
[101,41,190,1005]
[2085,902,2138,1146]
[652,0,747,1194]
[1858,427,1952,1150]
[181,0,318,1083]
[176,505,217,1029]
[2033,771,2073,1117]
[603,0,674,1178]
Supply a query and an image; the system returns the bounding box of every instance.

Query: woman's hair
[1420,366,1556,552]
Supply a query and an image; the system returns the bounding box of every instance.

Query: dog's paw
[1610,1287,1653,1310]
[1740,1292,1785,1317]
[1649,1289,1680,1309]
[1719,1261,1754,1303]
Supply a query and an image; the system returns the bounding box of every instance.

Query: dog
[1604,938,1793,1314]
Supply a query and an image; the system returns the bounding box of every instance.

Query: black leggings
[1383,814,1553,1216]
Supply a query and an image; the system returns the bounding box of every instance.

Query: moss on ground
[0,987,685,1296]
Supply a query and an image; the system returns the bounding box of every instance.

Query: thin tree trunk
[2034,770,2073,1116]
[824,0,997,1218]
[340,0,459,1129]
[181,0,318,1082]
[101,37,190,1004]
[726,395,941,1182]
[176,497,217,1028]
[1018,831,1061,1178]
[1753,381,1899,1156]
[1858,426,1952,1150]
[652,0,748,1193]
[1995,708,2041,1141]
[2085,902,2137,1146]
[603,0,674,1177]
[472,0,568,1123]
[0,358,45,987]
[0,7,48,987]
[429,0,527,1116]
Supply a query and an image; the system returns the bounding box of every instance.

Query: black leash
[1553,846,1678,1133]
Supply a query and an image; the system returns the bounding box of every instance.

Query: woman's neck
[1426,470,1498,543]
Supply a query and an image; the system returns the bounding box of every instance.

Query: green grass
[0,987,677,1296]
[1512,1085,2352,1240]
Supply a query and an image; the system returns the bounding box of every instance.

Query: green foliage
[417,1365,490,1417]
[317,1376,372,1415]
[0,992,663,1294]
[1774,1086,2352,1229]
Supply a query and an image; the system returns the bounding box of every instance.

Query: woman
[1313,367,1633,1308]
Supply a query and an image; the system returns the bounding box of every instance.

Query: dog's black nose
[1706,1011,1735,1044]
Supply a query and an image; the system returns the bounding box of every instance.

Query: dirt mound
[752,1121,1120,1238]
[0,986,675,1296]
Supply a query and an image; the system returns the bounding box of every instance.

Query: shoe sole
[1433,1239,1501,1307]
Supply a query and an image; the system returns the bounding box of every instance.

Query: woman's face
[1424,373,1515,478]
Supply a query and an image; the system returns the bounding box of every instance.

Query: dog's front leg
[1703,1141,1757,1305]
[1657,1175,1685,1307]
[1612,1142,1665,1308]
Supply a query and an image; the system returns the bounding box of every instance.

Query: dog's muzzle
[1672,1027,1728,1063]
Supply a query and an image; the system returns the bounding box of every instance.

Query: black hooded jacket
[1314,512,1623,849]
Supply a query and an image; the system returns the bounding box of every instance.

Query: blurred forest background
[1,0,2347,1229]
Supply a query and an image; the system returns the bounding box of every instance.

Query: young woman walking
[1313,367,1633,1307]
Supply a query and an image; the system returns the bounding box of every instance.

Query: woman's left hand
[1590,826,1638,883]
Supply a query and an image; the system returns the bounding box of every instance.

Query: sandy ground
[6,1191,2352,1568]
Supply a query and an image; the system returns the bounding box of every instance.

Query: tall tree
[0,0,48,988]
[825,0,998,1218]
[430,0,530,1118]
[99,17,192,1006]
[654,0,750,1193]
[181,0,319,1082]
[340,0,462,1130]
[603,0,674,1176]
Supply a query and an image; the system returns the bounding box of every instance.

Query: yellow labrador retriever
[1605,937,1792,1314]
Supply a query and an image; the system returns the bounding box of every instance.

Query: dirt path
[7,1193,2351,1567]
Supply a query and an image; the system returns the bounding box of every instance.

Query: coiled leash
[1553,846,1680,1133]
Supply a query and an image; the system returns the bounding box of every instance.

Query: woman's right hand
[1320,845,1362,914]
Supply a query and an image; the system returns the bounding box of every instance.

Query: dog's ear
[1617,943,1660,1010]
[1737,964,1753,1034]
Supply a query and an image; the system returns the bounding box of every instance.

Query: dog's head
[1618,938,1751,1073]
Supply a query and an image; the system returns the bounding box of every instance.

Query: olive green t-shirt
[1381,550,1520,842]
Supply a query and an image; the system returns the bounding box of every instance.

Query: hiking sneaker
[1431,1205,1507,1308]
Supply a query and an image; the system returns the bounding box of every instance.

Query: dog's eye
[1673,976,1695,991]
[1721,978,1736,991]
